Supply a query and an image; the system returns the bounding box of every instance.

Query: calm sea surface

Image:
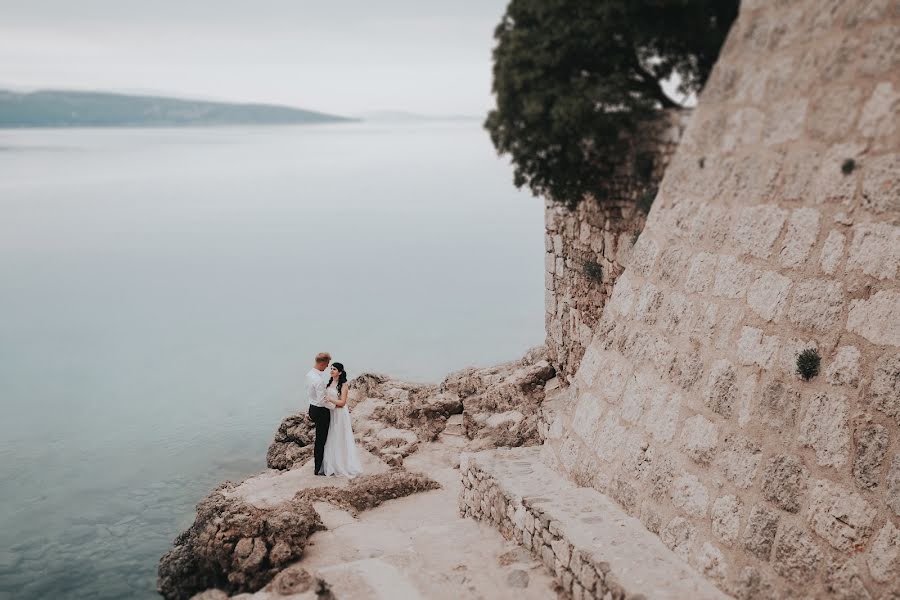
[0,122,545,599]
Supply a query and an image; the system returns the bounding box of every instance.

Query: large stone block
[858,83,899,150]
[853,423,888,490]
[705,359,738,418]
[848,290,900,347]
[747,270,792,321]
[819,230,845,275]
[772,524,822,584]
[779,208,820,268]
[712,255,758,299]
[787,278,845,333]
[808,480,877,551]
[737,326,779,369]
[660,516,696,561]
[719,437,762,489]
[759,379,800,430]
[868,353,900,424]
[742,505,780,560]
[867,520,900,584]
[861,153,900,214]
[825,346,861,387]
[711,495,743,546]
[672,473,710,517]
[846,222,900,280]
[679,414,719,464]
[762,455,808,513]
[798,392,851,468]
[731,204,787,259]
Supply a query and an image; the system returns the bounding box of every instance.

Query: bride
[321,362,363,477]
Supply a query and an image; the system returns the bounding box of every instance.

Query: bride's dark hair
[327,362,348,396]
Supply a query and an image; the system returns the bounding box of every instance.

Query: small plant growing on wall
[796,348,821,381]
[583,260,603,283]
[841,158,856,175]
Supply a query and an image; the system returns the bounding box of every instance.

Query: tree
[485,0,738,205]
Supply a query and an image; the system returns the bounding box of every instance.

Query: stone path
[226,438,560,600]
[461,446,731,600]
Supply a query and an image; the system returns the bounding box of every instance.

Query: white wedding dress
[321,386,363,477]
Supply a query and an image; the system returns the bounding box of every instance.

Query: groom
[306,351,331,475]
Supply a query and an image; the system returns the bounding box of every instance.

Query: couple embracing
[305,352,362,478]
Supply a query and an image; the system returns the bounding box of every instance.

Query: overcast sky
[0,0,511,117]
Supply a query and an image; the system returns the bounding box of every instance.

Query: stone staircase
[459,446,731,600]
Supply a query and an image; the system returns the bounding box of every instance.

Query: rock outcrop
[265,347,555,470]
[158,483,324,600]
[158,469,440,600]
[266,415,316,470]
[442,347,555,449]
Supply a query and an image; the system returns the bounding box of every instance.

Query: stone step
[459,446,731,600]
[444,414,465,436]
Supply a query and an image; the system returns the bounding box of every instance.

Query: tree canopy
[485,0,739,205]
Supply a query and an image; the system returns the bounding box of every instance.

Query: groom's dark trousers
[308,404,331,475]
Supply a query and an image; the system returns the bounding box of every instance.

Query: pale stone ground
[223,437,559,600]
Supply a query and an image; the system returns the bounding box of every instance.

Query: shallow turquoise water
[0,122,545,599]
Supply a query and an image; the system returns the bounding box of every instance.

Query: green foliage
[485,0,738,205]
[841,158,856,175]
[796,349,821,381]
[583,260,604,282]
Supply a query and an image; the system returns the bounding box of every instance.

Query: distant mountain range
[0,90,354,127]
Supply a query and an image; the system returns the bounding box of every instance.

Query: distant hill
[0,90,354,127]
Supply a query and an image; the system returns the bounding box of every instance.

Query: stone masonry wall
[546,112,688,382]
[543,1,900,598]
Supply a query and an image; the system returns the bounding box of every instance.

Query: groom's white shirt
[306,368,328,409]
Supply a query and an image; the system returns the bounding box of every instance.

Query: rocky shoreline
[157,348,557,600]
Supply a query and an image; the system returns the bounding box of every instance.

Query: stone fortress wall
[541,0,900,597]
[545,112,688,383]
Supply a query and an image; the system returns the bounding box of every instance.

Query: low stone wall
[459,447,729,600]
[545,111,688,382]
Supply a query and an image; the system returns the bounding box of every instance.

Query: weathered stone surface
[672,474,710,517]
[685,252,719,293]
[719,437,762,489]
[661,516,697,561]
[266,415,316,470]
[888,454,900,517]
[747,270,792,321]
[861,153,900,213]
[846,222,900,280]
[762,455,807,513]
[742,505,779,560]
[711,495,742,546]
[759,380,800,429]
[679,414,719,464]
[820,230,846,275]
[772,525,821,584]
[799,392,851,468]
[158,484,325,600]
[853,424,888,490]
[826,346,861,388]
[737,326,779,369]
[867,520,900,584]
[705,360,738,418]
[446,347,556,448]
[868,353,900,424]
[696,542,727,583]
[731,204,787,259]
[733,566,777,600]
[848,290,900,347]
[787,278,845,333]
[779,208,820,268]
[825,559,873,600]
[808,480,877,551]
